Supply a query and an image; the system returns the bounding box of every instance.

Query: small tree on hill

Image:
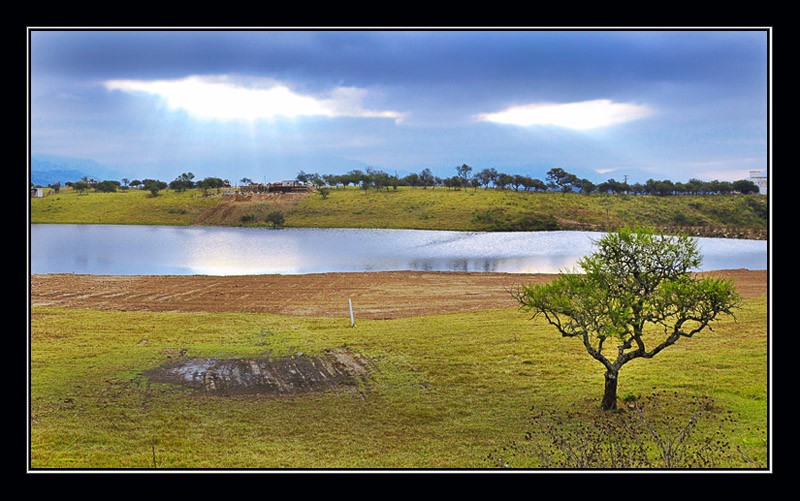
[456,164,473,184]
[732,179,760,195]
[514,227,740,411]
[546,167,578,195]
[94,180,120,193]
[170,172,195,192]
[142,179,167,196]
[72,181,91,194]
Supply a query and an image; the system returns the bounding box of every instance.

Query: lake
[29,224,768,276]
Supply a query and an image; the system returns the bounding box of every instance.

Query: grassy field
[29,296,768,469]
[30,186,769,239]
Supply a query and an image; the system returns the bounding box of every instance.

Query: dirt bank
[29,269,766,320]
[144,347,375,396]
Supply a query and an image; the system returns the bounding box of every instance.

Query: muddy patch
[144,347,375,396]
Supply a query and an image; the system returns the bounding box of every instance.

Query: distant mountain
[30,155,125,186]
[30,169,92,186]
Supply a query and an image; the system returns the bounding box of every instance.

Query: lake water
[29,224,768,276]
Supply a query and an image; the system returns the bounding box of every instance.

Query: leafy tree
[546,167,578,195]
[170,172,195,192]
[266,210,285,228]
[475,168,499,189]
[388,173,402,191]
[307,173,325,188]
[443,176,463,190]
[342,170,366,188]
[198,177,226,194]
[514,227,740,411]
[368,169,393,191]
[575,178,596,194]
[598,178,627,194]
[48,182,61,194]
[496,173,514,190]
[732,179,759,195]
[456,164,473,184]
[322,174,340,187]
[707,180,733,195]
[419,168,435,189]
[645,179,675,196]
[684,178,705,195]
[403,172,421,188]
[142,179,167,196]
[240,177,253,186]
[317,186,331,199]
[94,180,120,193]
[528,178,547,192]
[72,181,90,194]
[130,180,142,188]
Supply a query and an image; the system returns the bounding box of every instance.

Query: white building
[749,170,768,196]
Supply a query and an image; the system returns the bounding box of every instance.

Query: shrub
[266,211,285,228]
[486,392,759,469]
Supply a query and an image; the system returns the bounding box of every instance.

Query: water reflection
[30,225,768,276]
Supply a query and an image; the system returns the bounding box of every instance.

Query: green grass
[30,187,768,238]
[30,296,768,469]
[29,188,221,226]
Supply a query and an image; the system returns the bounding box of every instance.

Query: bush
[486,392,759,469]
[240,214,256,223]
[266,211,285,228]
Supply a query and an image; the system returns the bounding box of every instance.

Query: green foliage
[198,177,226,193]
[93,180,120,193]
[266,210,285,228]
[239,214,255,223]
[515,227,741,410]
[732,179,760,195]
[142,179,168,196]
[169,172,195,192]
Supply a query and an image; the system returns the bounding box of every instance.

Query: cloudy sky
[28,29,770,185]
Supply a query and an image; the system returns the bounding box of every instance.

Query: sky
[28,28,770,185]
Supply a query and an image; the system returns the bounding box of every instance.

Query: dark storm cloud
[28,28,769,183]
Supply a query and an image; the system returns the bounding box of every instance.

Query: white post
[349,298,355,327]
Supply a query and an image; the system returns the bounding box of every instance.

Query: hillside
[29,186,769,239]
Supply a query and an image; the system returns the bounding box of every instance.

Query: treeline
[39,165,762,197]
[297,165,762,196]
[51,172,230,196]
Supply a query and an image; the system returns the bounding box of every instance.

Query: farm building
[30,187,45,198]
[749,170,768,196]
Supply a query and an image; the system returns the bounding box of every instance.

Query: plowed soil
[29,269,767,320]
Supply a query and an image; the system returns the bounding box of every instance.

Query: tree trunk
[601,370,618,410]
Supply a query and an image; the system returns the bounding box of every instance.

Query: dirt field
[29,269,767,320]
